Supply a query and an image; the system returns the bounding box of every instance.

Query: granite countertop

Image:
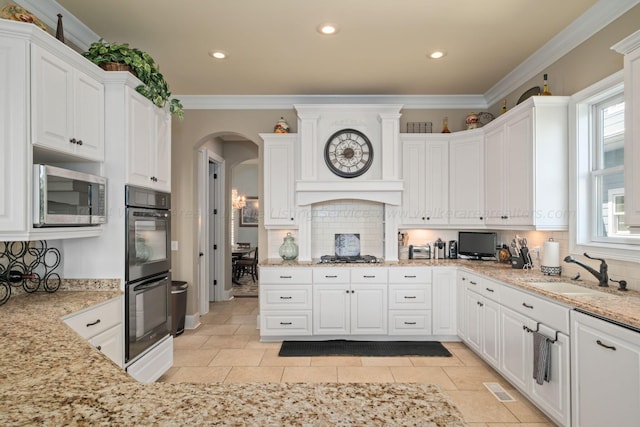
[260,258,640,330]
[0,284,465,426]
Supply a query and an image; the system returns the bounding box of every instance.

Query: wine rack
[0,241,61,306]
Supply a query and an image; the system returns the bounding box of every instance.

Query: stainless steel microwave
[33,164,107,227]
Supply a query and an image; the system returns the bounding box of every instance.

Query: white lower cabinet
[462,274,501,369]
[259,268,313,336]
[432,267,457,336]
[571,310,640,427]
[501,306,570,426]
[63,296,123,368]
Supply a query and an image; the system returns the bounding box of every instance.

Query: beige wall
[170,7,640,316]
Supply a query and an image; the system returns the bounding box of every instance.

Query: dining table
[231,246,255,285]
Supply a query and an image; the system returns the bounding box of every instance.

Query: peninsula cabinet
[31,45,105,162]
[571,310,640,427]
[262,134,297,228]
[432,267,457,336]
[484,96,569,230]
[462,273,501,369]
[400,135,449,226]
[449,131,484,226]
[613,30,640,231]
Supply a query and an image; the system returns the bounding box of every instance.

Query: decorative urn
[279,232,299,260]
[274,117,290,134]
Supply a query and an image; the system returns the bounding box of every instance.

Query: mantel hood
[296,180,403,206]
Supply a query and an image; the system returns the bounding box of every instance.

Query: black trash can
[171,280,188,336]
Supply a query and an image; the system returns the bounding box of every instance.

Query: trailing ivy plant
[82,39,184,120]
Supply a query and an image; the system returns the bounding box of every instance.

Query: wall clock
[323,129,373,178]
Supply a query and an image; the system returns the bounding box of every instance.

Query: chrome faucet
[563,253,609,287]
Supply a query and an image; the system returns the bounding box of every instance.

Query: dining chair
[234,248,258,281]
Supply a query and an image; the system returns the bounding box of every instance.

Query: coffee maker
[448,240,458,259]
[434,238,446,259]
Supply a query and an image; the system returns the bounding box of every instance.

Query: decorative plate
[477,112,494,127]
[1,5,48,32]
[517,86,541,105]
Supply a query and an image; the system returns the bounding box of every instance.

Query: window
[571,71,639,261]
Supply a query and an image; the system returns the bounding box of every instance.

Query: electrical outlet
[532,246,541,260]
[171,241,179,251]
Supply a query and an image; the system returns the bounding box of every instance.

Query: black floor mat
[278,340,452,357]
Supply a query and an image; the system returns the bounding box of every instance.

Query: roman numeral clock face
[324,129,373,178]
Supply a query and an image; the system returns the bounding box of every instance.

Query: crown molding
[484,0,640,107]
[177,94,488,110]
[22,0,639,110]
[15,0,100,50]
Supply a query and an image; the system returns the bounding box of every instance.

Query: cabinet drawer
[389,267,431,284]
[501,285,570,334]
[260,311,312,336]
[260,285,312,310]
[260,268,312,284]
[351,268,388,283]
[389,310,432,335]
[313,268,350,283]
[389,284,432,310]
[63,297,122,339]
[464,276,502,302]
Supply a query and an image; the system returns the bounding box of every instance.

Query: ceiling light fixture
[317,23,339,35]
[208,50,229,60]
[429,50,446,59]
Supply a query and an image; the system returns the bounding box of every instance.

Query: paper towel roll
[542,241,560,267]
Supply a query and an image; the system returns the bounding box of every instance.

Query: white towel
[532,331,552,385]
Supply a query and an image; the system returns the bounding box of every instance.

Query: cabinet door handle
[596,340,616,351]
[404,322,417,325]
[96,345,102,351]
[86,319,101,327]
[486,288,494,293]
[76,139,83,146]
[351,290,355,294]
[346,290,350,294]
[469,281,477,285]
[404,296,417,299]
[279,296,292,300]
[325,275,338,278]
[280,322,292,325]
[404,275,416,278]
[478,302,484,307]
[69,138,77,144]
[363,275,375,278]
[522,303,534,309]
[279,276,292,279]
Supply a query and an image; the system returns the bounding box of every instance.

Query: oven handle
[132,211,169,219]
[132,277,168,292]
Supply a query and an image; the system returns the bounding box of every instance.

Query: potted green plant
[82,39,184,120]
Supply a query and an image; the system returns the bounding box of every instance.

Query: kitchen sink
[526,281,607,296]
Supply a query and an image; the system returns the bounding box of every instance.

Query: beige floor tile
[200,313,231,324]
[442,341,467,349]
[193,324,240,336]
[224,366,284,383]
[282,366,338,382]
[225,314,259,325]
[260,349,311,367]
[157,366,180,382]
[390,367,458,390]
[165,366,231,383]
[233,324,260,335]
[244,340,283,350]
[209,349,266,366]
[311,356,362,367]
[446,390,519,423]
[360,357,413,367]
[485,423,555,427]
[337,366,395,383]
[173,348,220,367]
[409,355,464,367]
[201,335,250,349]
[444,365,512,391]
[502,389,552,423]
[447,346,488,367]
[172,334,209,349]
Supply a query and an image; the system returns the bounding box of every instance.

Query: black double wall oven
[125,185,171,363]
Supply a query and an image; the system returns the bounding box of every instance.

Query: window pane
[596,98,624,169]
[595,173,626,237]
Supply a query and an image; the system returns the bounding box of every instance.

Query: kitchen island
[0,284,465,425]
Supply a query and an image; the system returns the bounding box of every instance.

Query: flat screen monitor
[458,231,497,260]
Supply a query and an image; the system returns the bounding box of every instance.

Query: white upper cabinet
[262,134,297,227]
[613,30,640,231]
[31,45,105,162]
[127,88,171,192]
[400,135,449,226]
[449,131,484,226]
[484,97,569,230]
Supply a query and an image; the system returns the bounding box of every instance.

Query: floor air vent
[483,382,516,402]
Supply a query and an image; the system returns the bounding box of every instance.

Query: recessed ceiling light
[317,23,339,35]
[429,50,446,59]
[208,50,229,60]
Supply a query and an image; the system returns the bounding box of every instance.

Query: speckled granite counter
[0,284,466,426]
[260,258,640,330]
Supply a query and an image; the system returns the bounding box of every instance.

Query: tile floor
[159,297,555,426]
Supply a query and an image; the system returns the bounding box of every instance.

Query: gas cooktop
[318,255,381,264]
